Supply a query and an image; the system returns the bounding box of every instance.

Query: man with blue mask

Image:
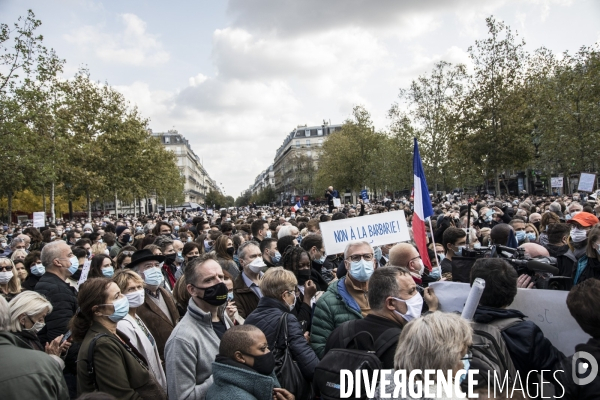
[34,240,81,394]
[300,234,330,292]
[311,240,377,359]
[128,249,179,363]
[509,219,528,245]
[440,227,467,276]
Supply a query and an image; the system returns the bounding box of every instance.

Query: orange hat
[567,212,599,227]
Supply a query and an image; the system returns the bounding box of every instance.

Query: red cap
[568,212,599,227]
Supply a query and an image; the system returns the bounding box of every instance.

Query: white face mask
[125,289,145,308]
[247,257,267,273]
[0,271,14,284]
[571,227,588,243]
[393,293,424,323]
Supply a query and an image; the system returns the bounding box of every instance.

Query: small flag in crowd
[413,138,433,271]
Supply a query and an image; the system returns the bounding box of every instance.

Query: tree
[235,191,252,207]
[458,16,531,195]
[205,190,225,209]
[399,61,467,192]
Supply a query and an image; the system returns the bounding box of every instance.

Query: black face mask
[226,247,235,257]
[164,253,177,265]
[244,351,275,376]
[533,222,541,232]
[296,269,311,286]
[121,234,131,244]
[71,269,82,281]
[193,282,228,306]
[187,256,198,264]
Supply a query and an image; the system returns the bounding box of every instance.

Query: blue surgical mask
[68,256,79,275]
[30,264,45,276]
[515,230,526,241]
[437,253,445,262]
[101,266,114,278]
[349,259,374,282]
[143,266,164,286]
[526,233,536,242]
[453,246,464,256]
[297,235,303,245]
[460,356,470,383]
[265,231,272,239]
[177,252,182,258]
[429,266,441,280]
[104,296,129,322]
[227,292,234,302]
[314,252,326,265]
[272,251,282,264]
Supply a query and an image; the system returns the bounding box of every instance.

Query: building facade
[150,129,220,204]
[272,122,342,203]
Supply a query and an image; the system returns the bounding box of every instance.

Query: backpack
[465,317,521,392]
[314,319,402,400]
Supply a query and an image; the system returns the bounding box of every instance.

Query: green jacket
[310,277,363,359]
[77,321,152,400]
[0,331,69,400]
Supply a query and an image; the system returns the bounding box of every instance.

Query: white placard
[33,212,45,228]
[429,281,591,356]
[578,173,596,193]
[77,260,92,287]
[319,210,410,255]
[551,177,563,188]
[333,198,341,207]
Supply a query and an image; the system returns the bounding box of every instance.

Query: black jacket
[34,272,78,344]
[22,274,41,291]
[324,314,402,369]
[555,338,600,400]
[310,260,329,292]
[245,296,319,381]
[473,306,565,385]
[575,256,600,284]
[545,244,577,277]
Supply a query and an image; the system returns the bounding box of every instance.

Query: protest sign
[429,281,591,355]
[551,177,563,188]
[33,212,45,228]
[78,260,92,287]
[319,210,410,255]
[333,198,341,208]
[207,209,213,215]
[578,173,596,192]
[360,189,369,204]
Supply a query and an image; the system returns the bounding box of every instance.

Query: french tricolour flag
[413,138,433,271]
[292,201,302,212]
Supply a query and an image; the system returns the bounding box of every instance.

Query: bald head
[389,243,419,268]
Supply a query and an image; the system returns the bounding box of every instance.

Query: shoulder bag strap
[87,334,110,390]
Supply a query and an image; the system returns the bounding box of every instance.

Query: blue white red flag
[413,138,433,271]
[292,202,302,212]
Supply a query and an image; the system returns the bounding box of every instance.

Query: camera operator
[544,223,577,277]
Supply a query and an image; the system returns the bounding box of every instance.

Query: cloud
[64,13,169,65]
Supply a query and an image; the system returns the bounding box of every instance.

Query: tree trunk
[87,189,92,221]
[133,197,138,218]
[114,191,119,217]
[494,171,501,196]
[42,189,47,214]
[7,191,13,224]
[50,182,56,223]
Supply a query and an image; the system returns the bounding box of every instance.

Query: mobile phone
[61,330,72,344]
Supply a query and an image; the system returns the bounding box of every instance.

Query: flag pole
[427,216,437,266]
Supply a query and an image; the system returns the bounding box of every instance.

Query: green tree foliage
[0,11,184,221]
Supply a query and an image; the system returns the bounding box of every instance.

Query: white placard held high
[319,210,410,255]
[578,173,596,193]
[33,212,45,228]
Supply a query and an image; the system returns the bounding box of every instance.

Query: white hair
[343,241,374,260]
[40,240,66,269]
[8,291,53,332]
[0,296,9,332]
[278,225,296,239]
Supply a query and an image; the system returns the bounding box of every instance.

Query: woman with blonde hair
[112,269,167,390]
[375,312,473,399]
[91,241,108,256]
[9,290,71,368]
[0,257,21,302]
[10,249,28,264]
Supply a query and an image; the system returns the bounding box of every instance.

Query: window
[317,129,323,136]
[305,130,310,137]
[306,139,311,146]
[295,140,300,148]
[164,136,170,144]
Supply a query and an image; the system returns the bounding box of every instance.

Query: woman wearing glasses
[244,267,319,385]
[0,257,22,302]
[116,246,137,270]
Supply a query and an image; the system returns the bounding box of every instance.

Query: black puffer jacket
[34,272,78,344]
[546,244,577,277]
[245,296,319,381]
[555,338,600,399]
[21,273,41,291]
[473,306,565,386]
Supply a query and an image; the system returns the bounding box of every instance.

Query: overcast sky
[1,0,599,197]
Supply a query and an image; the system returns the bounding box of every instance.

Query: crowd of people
[0,190,599,400]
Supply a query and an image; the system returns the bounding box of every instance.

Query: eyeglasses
[144,263,163,269]
[0,265,12,272]
[121,251,135,256]
[347,253,374,262]
[407,256,421,266]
